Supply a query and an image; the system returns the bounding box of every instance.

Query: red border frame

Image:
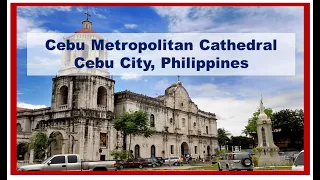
[10,2,310,175]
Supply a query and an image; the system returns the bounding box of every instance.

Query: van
[292,150,304,171]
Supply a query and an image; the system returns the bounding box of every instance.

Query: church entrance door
[181,142,189,156]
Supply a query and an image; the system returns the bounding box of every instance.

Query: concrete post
[29,149,34,163]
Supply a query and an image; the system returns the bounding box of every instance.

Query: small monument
[255,96,286,166]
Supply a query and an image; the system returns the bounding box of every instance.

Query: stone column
[29,149,34,163]
[62,141,66,154]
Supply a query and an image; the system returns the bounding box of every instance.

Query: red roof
[17,107,28,111]
[74,28,97,33]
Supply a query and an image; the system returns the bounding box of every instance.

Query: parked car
[279,151,300,161]
[17,154,117,171]
[145,158,161,167]
[118,158,147,169]
[163,156,180,166]
[154,157,165,165]
[292,150,304,171]
[218,152,254,171]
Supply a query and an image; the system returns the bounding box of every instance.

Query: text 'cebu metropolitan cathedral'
[16,14,218,163]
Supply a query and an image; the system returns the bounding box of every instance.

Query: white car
[292,150,304,171]
[163,156,180,166]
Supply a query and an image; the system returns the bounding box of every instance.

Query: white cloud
[17,102,47,109]
[76,7,107,20]
[124,24,138,29]
[120,73,142,80]
[153,6,303,53]
[18,6,72,17]
[17,6,70,49]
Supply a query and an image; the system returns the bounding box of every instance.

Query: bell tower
[51,11,115,112]
[255,96,284,165]
[49,11,116,161]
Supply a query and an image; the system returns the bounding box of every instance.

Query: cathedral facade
[16,16,218,163]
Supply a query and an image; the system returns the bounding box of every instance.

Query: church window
[82,44,89,59]
[17,123,22,132]
[193,122,196,127]
[100,133,107,147]
[150,114,155,127]
[170,118,173,124]
[134,145,140,158]
[182,118,185,127]
[261,127,267,146]
[58,85,68,105]
[151,145,156,157]
[170,145,174,154]
[206,126,209,134]
[97,86,107,106]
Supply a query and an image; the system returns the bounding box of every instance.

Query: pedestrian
[180,156,184,166]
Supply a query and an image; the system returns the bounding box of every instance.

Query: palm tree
[218,128,231,150]
[28,132,56,161]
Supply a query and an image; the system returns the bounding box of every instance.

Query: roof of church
[17,107,29,111]
[74,28,97,33]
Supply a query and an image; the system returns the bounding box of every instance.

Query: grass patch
[187,164,219,170]
[255,166,292,170]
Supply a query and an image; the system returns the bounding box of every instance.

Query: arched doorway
[134,145,140,158]
[207,146,211,156]
[151,145,156,157]
[17,143,28,161]
[181,142,189,156]
[48,131,64,157]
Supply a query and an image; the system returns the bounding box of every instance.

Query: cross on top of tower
[85,10,91,21]
[177,75,180,81]
[260,95,265,113]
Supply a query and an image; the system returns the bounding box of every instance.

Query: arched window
[97,86,107,106]
[82,44,89,59]
[206,126,209,134]
[17,123,22,132]
[151,145,156,157]
[150,114,155,127]
[261,127,267,146]
[134,145,140,158]
[59,86,68,105]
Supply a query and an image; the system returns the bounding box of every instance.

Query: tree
[28,132,56,160]
[271,109,304,150]
[227,136,255,149]
[242,108,273,136]
[112,110,156,156]
[218,128,231,149]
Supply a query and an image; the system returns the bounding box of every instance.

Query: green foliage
[217,128,231,146]
[110,150,131,160]
[227,136,254,149]
[252,156,259,167]
[271,109,304,150]
[242,108,273,135]
[112,110,156,152]
[28,132,56,160]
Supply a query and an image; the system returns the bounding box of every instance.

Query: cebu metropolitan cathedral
[16,14,219,163]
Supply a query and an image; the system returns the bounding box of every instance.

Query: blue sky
[17,6,304,135]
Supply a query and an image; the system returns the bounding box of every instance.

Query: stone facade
[16,15,218,163]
